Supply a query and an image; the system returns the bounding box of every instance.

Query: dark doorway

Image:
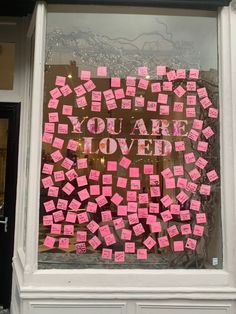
[0,103,20,309]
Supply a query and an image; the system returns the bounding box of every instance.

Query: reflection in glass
[0,119,8,217]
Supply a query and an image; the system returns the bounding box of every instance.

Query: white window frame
[16,0,236,300]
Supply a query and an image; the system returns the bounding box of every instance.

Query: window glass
[38,7,222,269]
[0,43,15,90]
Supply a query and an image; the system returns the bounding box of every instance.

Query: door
[0,103,20,309]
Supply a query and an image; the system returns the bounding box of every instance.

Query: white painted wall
[3,1,236,313]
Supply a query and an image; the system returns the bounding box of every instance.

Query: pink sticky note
[127,191,137,202]
[104,233,116,246]
[181,224,192,235]
[48,98,59,109]
[55,75,66,86]
[186,181,197,193]
[161,167,173,179]
[193,225,204,237]
[74,84,86,97]
[163,81,172,91]
[196,213,207,224]
[207,170,218,182]
[166,70,176,81]
[87,220,99,233]
[176,191,189,204]
[185,238,197,250]
[143,236,156,250]
[197,87,208,98]
[97,66,107,77]
[52,137,64,149]
[138,79,149,90]
[95,195,108,207]
[106,98,117,110]
[173,102,183,112]
[188,129,200,142]
[89,169,100,181]
[92,91,102,101]
[77,212,89,224]
[165,178,175,189]
[138,66,148,76]
[184,152,196,164]
[67,139,78,151]
[160,195,173,208]
[103,89,114,101]
[53,210,64,223]
[161,210,173,222]
[68,199,81,211]
[102,174,112,185]
[147,101,157,112]
[129,167,139,178]
[187,81,196,91]
[128,213,139,225]
[130,180,140,190]
[138,193,149,204]
[187,95,196,106]
[43,200,55,213]
[149,202,159,214]
[50,87,62,99]
[151,82,161,93]
[188,168,201,181]
[114,88,125,100]
[50,225,62,238]
[84,79,96,92]
[158,236,169,248]
[158,93,168,104]
[44,236,56,248]
[173,165,184,176]
[199,184,211,196]
[126,86,136,97]
[57,199,68,210]
[77,188,90,201]
[75,243,86,254]
[186,107,196,118]
[121,99,132,109]
[125,242,135,253]
[48,186,59,197]
[200,97,212,109]
[202,126,214,139]
[61,157,73,170]
[65,169,78,182]
[208,107,218,119]
[64,225,74,236]
[48,112,59,123]
[80,70,91,81]
[117,205,127,216]
[120,229,132,242]
[143,164,153,174]
[190,199,201,211]
[102,248,113,260]
[62,182,75,195]
[42,132,53,144]
[111,77,121,88]
[113,217,125,230]
[174,85,186,98]
[99,225,111,237]
[44,122,55,133]
[156,66,166,76]
[76,158,87,170]
[173,241,184,252]
[90,185,100,196]
[170,204,180,215]
[76,175,88,187]
[76,231,87,242]
[177,177,187,189]
[76,96,87,108]
[101,211,112,222]
[180,210,190,221]
[137,248,147,260]
[107,161,117,171]
[119,156,131,169]
[138,207,148,219]
[54,170,65,182]
[167,225,179,238]
[114,251,125,263]
[135,96,145,107]
[91,101,101,112]
[150,175,160,186]
[150,221,162,233]
[146,214,156,224]
[58,123,68,134]
[86,201,97,213]
[111,193,123,206]
[89,235,101,249]
[43,215,53,226]
[150,186,160,197]
[102,186,112,197]
[42,176,54,189]
[189,68,199,79]
[197,141,208,152]
[195,157,208,169]
[117,177,127,188]
[60,84,72,96]
[176,69,186,79]
[65,211,77,223]
[132,223,145,236]
[59,238,69,249]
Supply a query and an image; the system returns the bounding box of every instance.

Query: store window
[38,7,221,269]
